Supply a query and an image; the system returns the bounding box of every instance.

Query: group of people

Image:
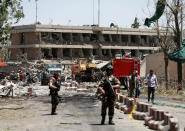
[126,71,142,98]
[124,69,158,103]
[97,68,158,125]
[48,65,158,126]
[15,71,42,84]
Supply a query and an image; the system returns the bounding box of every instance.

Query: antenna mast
[98,0,100,26]
[36,0,38,24]
[93,0,95,25]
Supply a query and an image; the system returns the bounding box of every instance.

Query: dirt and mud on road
[0,85,151,131]
[0,83,185,131]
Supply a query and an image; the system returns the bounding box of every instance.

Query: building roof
[11,24,173,36]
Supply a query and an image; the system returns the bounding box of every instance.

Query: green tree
[166,0,184,87]
[0,0,24,45]
[147,0,184,87]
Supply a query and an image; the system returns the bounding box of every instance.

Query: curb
[115,93,180,131]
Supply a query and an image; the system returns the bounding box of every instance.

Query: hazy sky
[17,0,154,28]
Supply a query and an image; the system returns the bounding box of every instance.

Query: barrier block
[169,118,179,131]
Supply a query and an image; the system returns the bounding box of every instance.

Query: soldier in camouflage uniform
[98,65,120,125]
[49,72,61,115]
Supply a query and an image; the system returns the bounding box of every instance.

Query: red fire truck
[113,58,140,79]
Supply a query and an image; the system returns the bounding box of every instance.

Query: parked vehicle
[41,63,65,85]
[72,58,98,82]
[113,58,140,85]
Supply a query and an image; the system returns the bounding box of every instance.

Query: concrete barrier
[145,107,157,126]
[169,118,179,131]
[147,109,169,130]
[148,110,165,130]
[115,102,122,110]
[114,96,180,131]
[132,102,152,120]
[119,95,126,103]
[120,98,135,114]
[28,87,32,96]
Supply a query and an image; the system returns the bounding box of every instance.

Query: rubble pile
[0,79,99,97]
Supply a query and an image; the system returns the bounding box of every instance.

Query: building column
[128,35,131,44]
[89,49,93,57]
[49,33,52,41]
[79,33,83,42]
[118,35,122,43]
[60,33,63,43]
[138,35,141,46]
[146,36,149,44]
[98,48,103,59]
[38,32,41,44]
[70,33,73,42]
[79,48,84,57]
[49,48,52,57]
[109,34,113,42]
[135,50,140,57]
[108,49,112,57]
[38,48,42,60]
[57,48,63,59]
[69,48,73,57]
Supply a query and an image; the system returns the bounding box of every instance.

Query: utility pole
[35,0,38,24]
[98,0,100,26]
[93,0,95,25]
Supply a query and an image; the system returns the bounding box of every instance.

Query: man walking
[135,71,142,98]
[49,72,61,115]
[146,70,158,104]
[98,65,120,125]
[129,72,136,98]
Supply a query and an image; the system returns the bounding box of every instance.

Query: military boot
[109,117,115,125]
[101,116,105,125]
[51,107,57,115]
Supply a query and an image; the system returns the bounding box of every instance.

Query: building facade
[9,24,167,60]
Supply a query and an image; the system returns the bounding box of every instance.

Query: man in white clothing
[146,70,158,104]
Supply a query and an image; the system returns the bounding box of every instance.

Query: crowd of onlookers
[8,70,42,85]
[121,70,158,104]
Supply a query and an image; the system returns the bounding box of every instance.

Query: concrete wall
[145,53,185,80]
[11,32,40,45]
[25,48,40,60]
[25,32,40,44]
[12,33,20,45]
[10,48,20,60]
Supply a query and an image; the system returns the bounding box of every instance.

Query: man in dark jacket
[98,65,120,125]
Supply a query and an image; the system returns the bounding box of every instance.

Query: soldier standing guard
[49,72,61,115]
[98,65,120,125]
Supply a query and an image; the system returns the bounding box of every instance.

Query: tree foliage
[131,17,140,28]
[0,0,24,45]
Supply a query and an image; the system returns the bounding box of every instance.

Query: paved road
[0,92,151,131]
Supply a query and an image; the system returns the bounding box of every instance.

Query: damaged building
[8,24,168,60]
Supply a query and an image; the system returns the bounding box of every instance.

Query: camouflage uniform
[129,74,136,98]
[100,75,120,124]
[50,77,60,114]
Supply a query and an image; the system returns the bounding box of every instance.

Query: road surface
[0,91,151,131]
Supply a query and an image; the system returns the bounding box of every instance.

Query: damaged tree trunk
[164,50,169,90]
